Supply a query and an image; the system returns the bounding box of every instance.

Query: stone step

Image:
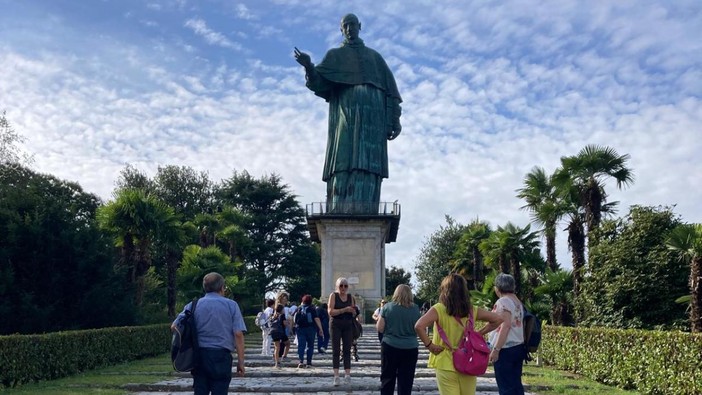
[128,325,535,394]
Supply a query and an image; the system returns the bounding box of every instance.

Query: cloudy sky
[2,0,700,277]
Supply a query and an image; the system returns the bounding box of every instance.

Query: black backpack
[522,306,542,362]
[171,298,199,372]
[294,305,314,328]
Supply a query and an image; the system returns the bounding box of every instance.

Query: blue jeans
[318,319,330,351]
[296,326,316,365]
[493,345,525,395]
[192,348,232,395]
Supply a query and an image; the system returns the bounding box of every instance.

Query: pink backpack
[435,309,490,376]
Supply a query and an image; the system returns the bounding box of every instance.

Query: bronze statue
[295,13,402,214]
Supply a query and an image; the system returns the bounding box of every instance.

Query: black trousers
[192,348,232,395]
[330,318,354,370]
[380,343,418,395]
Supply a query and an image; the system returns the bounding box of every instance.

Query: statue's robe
[306,38,402,213]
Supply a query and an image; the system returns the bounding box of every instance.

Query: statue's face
[340,17,360,40]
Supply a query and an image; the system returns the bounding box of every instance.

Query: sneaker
[297,363,306,368]
[354,354,359,362]
[333,376,341,386]
[344,375,351,385]
[274,364,281,369]
[320,347,327,353]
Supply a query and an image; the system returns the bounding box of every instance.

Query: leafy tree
[415,216,466,303]
[216,171,315,308]
[0,111,34,168]
[115,164,154,193]
[666,223,702,332]
[453,219,491,290]
[281,242,321,304]
[516,166,565,271]
[554,145,634,247]
[177,245,240,300]
[579,206,688,329]
[97,189,179,306]
[386,265,411,295]
[152,165,214,219]
[0,164,135,334]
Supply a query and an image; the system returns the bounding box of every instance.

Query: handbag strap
[434,308,474,352]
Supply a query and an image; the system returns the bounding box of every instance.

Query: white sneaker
[344,375,351,385]
[333,376,341,386]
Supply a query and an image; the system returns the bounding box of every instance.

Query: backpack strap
[434,309,473,352]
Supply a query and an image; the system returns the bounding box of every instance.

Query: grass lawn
[0,354,175,395]
[523,364,639,395]
[2,349,639,394]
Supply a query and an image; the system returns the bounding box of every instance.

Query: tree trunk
[510,255,521,297]
[691,256,702,333]
[166,251,178,319]
[546,231,557,272]
[472,246,483,290]
[499,255,509,274]
[568,219,586,297]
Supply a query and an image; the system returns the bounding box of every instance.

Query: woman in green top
[414,274,504,395]
[376,284,421,395]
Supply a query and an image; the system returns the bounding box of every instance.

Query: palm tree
[517,166,566,271]
[453,219,491,290]
[534,269,574,326]
[97,189,177,306]
[215,206,250,262]
[554,145,634,247]
[480,222,540,297]
[666,224,702,332]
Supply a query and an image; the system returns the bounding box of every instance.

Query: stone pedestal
[306,204,400,319]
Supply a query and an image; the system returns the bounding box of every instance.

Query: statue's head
[340,13,361,40]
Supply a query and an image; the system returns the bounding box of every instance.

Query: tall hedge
[0,324,170,387]
[541,325,702,395]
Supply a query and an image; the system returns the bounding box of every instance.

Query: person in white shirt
[480,273,526,395]
[261,299,275,356]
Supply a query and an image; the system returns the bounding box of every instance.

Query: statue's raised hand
[294,47,313,69]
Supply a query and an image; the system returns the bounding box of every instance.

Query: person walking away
[275,291,291,360]
[261,299,275,356]
[372,299,387,343]
[295,294,325,368]
[289,302,299,345]
[171,272,246,395]
[270,304,289,369]
[480,273,526,395]
[328,277,357,386]
[415,273,503,395]
[376,285,421,395]
[316,302,330,353]
[351,304,362,361]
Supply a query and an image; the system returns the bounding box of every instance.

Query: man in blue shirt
[172,272,247,394]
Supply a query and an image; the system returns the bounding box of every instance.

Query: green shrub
[0,324,170,388]
[541,325,702,395]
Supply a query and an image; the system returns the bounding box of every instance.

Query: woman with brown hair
[415,274,504,395]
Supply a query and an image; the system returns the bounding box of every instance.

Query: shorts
[271,332,288,342]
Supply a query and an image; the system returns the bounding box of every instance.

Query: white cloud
[184,18,244,51]
[1,0,701,279]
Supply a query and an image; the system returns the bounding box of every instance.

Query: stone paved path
[129,324,537,394]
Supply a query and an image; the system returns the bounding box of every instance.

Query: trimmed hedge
[540,325,702,395]
[0,324,170,388]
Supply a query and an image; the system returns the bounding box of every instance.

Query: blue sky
[2,0,701,278]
